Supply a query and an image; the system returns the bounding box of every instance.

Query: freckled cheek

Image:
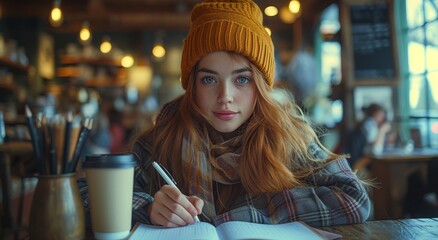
[195,92,214,114]
[242,91,257,106]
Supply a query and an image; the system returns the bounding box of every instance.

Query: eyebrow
[197,67,252,75]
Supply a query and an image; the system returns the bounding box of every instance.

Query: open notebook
[129,221,330,240]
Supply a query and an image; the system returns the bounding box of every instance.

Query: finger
[187,196,204,215]
[157,187,197,224]
[162,196,196,224]
[151,192,188,226]
[160,203,190,226]
[161,185,199,223]
[161,184,181,196]
[151,210,180,228]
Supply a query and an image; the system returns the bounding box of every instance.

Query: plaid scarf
[156,98,243,221]
[182,127,242,221]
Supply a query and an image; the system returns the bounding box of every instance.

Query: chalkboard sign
[350,2,395,80]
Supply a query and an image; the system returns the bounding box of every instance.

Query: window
[319,4,343,127]
[403,0,438,147]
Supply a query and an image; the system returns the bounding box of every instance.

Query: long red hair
[136,52,338,195]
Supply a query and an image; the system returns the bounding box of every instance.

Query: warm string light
[152,31,166,59]
[121,54,134,68]
[280,6,297,24]
[79,21,92,45]
[289,0,301,14]
[152,44,166,58]
[278,0,301,24]
[49,0,63,27]
[100,36,112,54]
[264,1,300,24]
[264,6,278,17]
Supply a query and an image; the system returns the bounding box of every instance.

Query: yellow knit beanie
[181,0,275,89]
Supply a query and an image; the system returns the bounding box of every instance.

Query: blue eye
[202,76,216,85]
[236,76,250,84]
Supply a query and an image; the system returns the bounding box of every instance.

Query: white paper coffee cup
[83,153,136,240]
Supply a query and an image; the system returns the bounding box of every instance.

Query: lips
[213,110,238,121]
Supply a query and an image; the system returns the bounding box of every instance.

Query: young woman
[360,103,392,155]
[344,103,391,168]
[130,0,370,228]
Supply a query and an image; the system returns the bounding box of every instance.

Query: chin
[211,124,239,133]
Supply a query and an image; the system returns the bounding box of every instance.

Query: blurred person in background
[108,107,126,153]
[343,103,391,170]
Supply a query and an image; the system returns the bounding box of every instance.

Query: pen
[152,161,200,222]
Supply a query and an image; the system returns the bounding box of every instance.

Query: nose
[217,82,233,104]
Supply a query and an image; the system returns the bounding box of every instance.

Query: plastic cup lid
[83,153,136,168]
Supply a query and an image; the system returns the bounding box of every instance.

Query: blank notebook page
[129,222,220,240]
[216,221,324,240]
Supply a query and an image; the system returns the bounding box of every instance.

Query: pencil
[40,115,49,175]
[68,118,92,173]
[48,119,57,175]
[25,105,44,175]
[35,117,47,175]
[53,116,65,174]
[69,120,81,163]
[62,111,73,174]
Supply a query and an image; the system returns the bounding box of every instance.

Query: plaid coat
[125,136,370,227]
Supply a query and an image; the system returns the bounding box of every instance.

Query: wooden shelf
[0,82,18,91]
[56,67,82,78]
[56,54,128,90]
[56,66,128,79]
[0,57,29,73]
[4,116,27,126]
[82,78,127,88]
[59,55,122,67]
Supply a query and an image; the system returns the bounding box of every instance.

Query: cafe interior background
[0,0,437,236]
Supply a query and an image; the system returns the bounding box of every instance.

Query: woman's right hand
[148,185,203,227]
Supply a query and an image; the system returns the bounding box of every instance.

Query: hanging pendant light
[49,0,63,27]
[79,21,92,45]
[100,36,112,54]
[152,44,166,59]
[289,0,301,14]
[121,54,134,68]
[264,6,278,17]
[152,31,166,59]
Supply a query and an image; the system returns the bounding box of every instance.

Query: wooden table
[371,148,438,220]
[85,218,438,240]
[321,218,438,240]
